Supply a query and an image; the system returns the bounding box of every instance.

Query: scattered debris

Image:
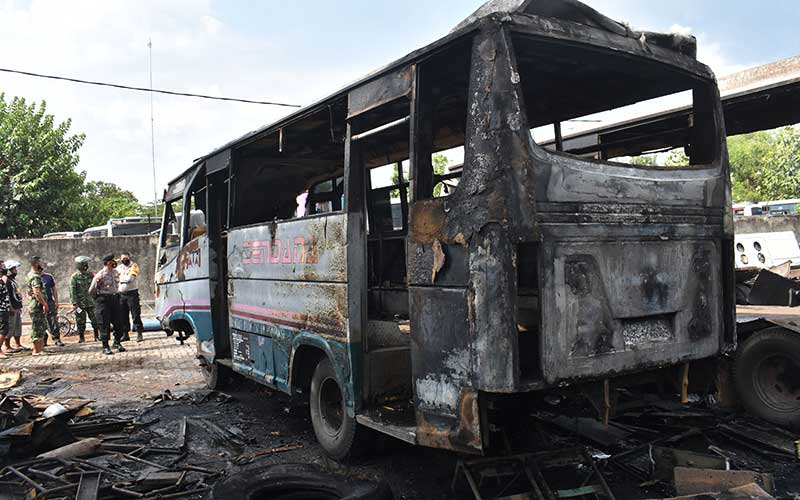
[748,269,800,306]
[673,467,774,496]
[652,482,775,500]
[0,371,21,390]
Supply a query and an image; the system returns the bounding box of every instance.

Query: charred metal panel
[409,286,482,453]
[539,239,722,384]
[228,278,348,340]
[206,149,231,175]
[227,214,347,283]
[531,153,727,208]
[348,65,414,120]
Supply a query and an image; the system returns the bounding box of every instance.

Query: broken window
[412,39,472,200]
[230,100,348,228]
[512,34,718,167]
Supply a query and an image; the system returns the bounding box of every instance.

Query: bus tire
[734,327,800,429]
[310,357,358,460]
[202,361,230,391]
[210,464,394,500]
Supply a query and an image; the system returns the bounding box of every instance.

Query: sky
[1,0,798,203]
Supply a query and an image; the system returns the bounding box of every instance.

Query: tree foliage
[728,127,800,203]
[71,181,142,229]
[0,94,145,238]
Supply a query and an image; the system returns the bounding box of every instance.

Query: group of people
[0,252,144,357]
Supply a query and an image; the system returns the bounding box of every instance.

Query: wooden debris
[673,467,774,496]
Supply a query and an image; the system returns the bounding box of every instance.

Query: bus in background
[155,0,734,459]
[733,199,800,216]
[82,217,163,238]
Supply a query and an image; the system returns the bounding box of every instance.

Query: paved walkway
[0,331,198,372]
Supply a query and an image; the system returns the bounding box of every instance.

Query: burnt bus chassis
[159,2,735,458]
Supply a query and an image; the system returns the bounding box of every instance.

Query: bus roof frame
[164,0,715,195]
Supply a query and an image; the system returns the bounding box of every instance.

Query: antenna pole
[148,37,158,219]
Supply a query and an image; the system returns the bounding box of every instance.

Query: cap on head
[30,255,42,266]
[102,254,116,264]
[5,260,21,270]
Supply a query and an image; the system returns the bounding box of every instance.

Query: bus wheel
[201,360,229,391]
[310,357,357,460]
[734,327,800,430]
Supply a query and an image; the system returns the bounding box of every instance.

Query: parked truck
[155,0,736,458]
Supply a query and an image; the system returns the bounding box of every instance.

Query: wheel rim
[753,354,800,413]
[318,376,344,437]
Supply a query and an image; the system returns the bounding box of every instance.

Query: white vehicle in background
[734,231,800,269]
[42,232,83,239]
[733,199,800,216]
[82,216,162,238]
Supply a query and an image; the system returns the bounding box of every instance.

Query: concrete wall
[0,235,159,308]
[734,214,800,237]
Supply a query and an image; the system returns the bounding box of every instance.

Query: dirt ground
[2,330,798,500]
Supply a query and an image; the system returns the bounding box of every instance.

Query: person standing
[4,260,26,352]
[0,260,11,358]
[118,252,144,343]
[25,256,49,356]
[70,256,98,343]
[39,264,64,347]
[89,254,125,355]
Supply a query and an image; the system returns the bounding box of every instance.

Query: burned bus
[155,0,735,458]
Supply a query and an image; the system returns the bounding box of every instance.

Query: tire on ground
[310,356,361,460]
[211,463,394,500]
[734,326,800,430]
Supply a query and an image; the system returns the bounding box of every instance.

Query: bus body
[156,0,735,457]
[82,217,162,238]
[733,199,800,217]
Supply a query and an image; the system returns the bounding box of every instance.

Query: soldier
[70,256,98,343]
[118,252,144,343]
[4,260,26,352]
[89,254,126,355]
[26,256,49,356]
[40,263,64,347]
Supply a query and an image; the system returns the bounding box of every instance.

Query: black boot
[112,340,126,353]
[122,333,130,342]
[136,330,144,343]
[78,333,85,344]
[102,341,113,355]
[93,332,99,342]
[54,338,64,347]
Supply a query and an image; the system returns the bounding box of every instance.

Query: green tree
[71,181,143,229]
[390,154,450,198]
[0,94,86,238]
[728,127,800,202]
[664,149,689,167]
[629,154,658,166]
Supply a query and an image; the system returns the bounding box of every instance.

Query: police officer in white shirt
[118,252,144,343]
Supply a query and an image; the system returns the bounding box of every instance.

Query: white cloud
[669,24,693,37]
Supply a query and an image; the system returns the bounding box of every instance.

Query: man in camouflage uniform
[70,256,98,343]
[26,256,49,356]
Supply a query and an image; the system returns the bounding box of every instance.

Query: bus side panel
[226,215,349,395]
[155,236,213,360]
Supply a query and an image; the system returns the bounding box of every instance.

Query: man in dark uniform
[89,254,126,355]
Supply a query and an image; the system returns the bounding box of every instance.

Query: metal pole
[148,37,158,219]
